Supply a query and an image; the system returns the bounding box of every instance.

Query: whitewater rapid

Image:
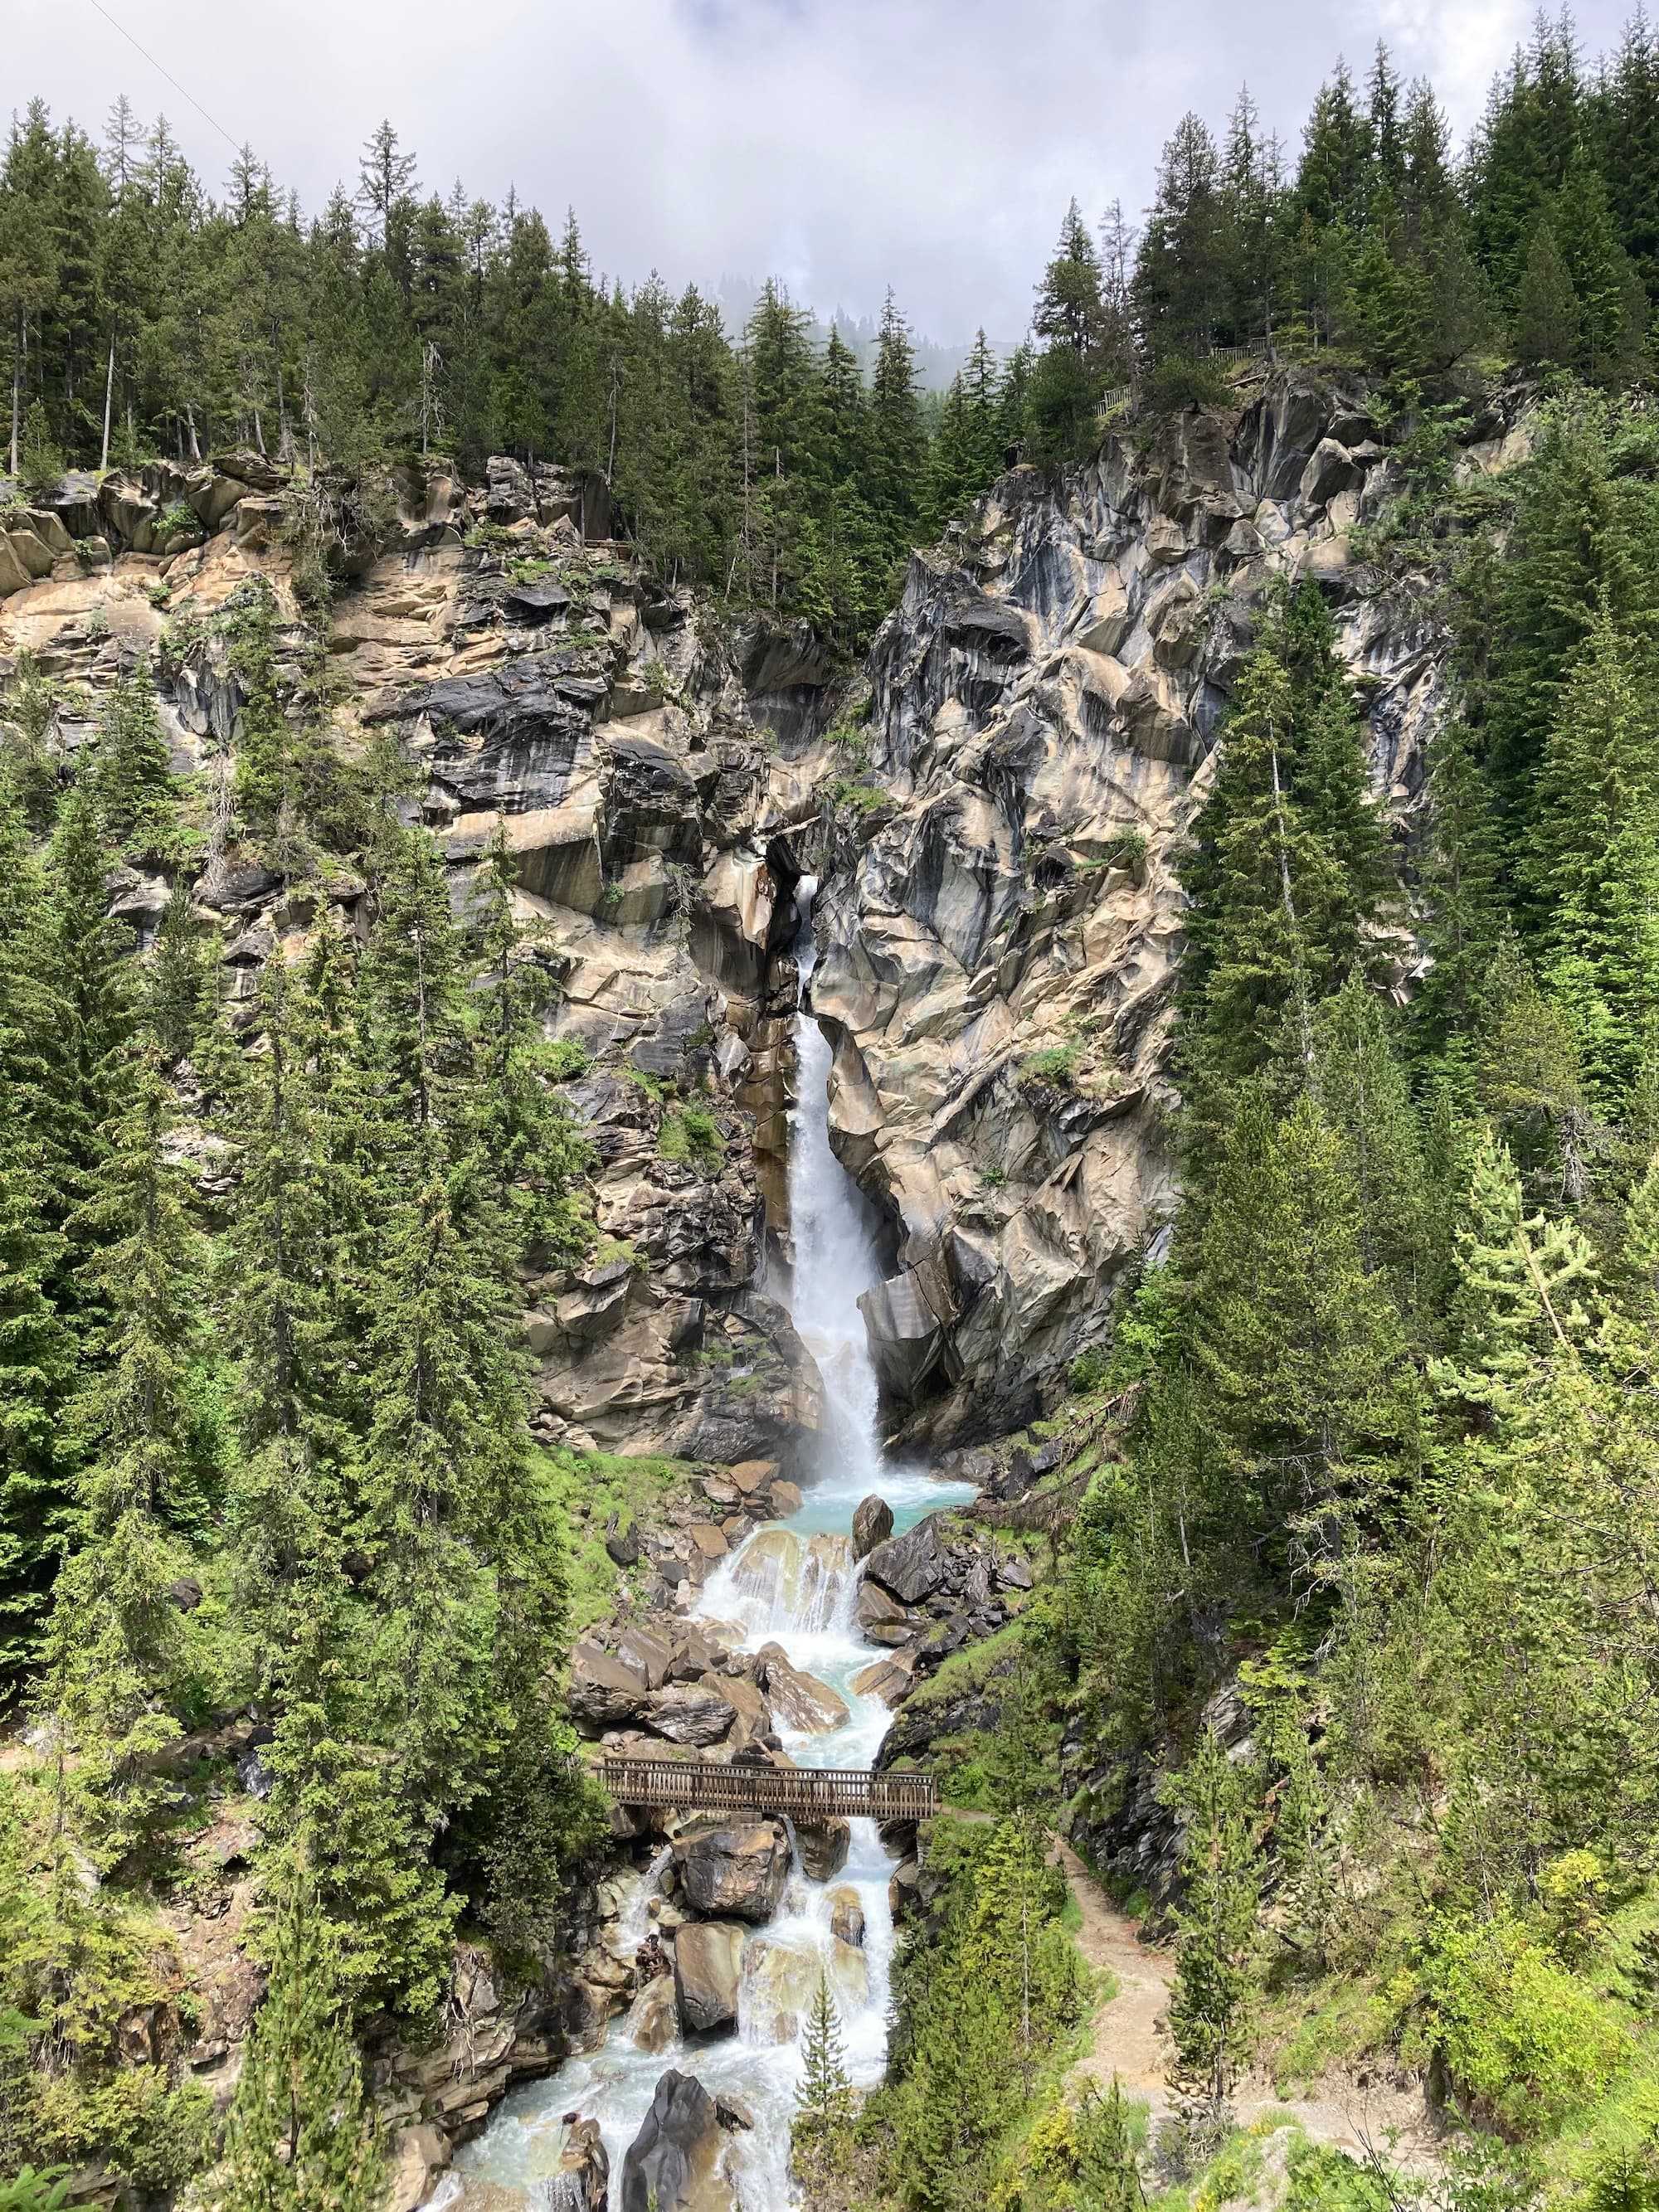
[448,878,972,2210]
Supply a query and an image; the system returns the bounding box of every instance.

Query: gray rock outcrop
[620,2069,737,2212]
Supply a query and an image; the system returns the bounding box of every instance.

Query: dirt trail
[945,1816,1443,2173]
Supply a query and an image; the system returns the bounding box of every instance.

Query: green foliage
[219,1853,384,2210]
[659,1105,724,1168]
[1411,1916,1627,2135]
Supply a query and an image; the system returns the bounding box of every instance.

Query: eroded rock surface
[811,367,1505,1437]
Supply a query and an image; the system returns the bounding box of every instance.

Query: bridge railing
[601,1756,937,1823]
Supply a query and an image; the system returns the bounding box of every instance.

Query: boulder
[547,2117,610,2212]
[796,1818,850,1881]
[852,1494,894,1558]
[687,1522,728,1561]
[606,1514,642,1567]
[770,1479,803,1514]
[620,2068,737,2212]
[672,1920,746,2032]
[864,1516,947,1604]
[674,1821,791,1922]
[855,1577,908,1634]
[739,1936,820,2042]
[828,1885,866,1947]
[997,1552,1034,1592]
[889,1857,923,1919]
[645,1684,734,1748]
[384,2122,450,2212]
[850,1653,915,1707]
[729,1458,778,1495]
[624,1972,678,2054]
[616,1623,674,1690]
[569,1641,649,1729]
[754,1645,851,1733]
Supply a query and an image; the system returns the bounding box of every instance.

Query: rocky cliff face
[811,367,1526,1442]
[0,449,842,1471]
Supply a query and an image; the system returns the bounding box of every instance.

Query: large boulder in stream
[852,1494,894,1558]
[672,1918,746,2031]
[864,1514,947,1604]
[644,1683,734,1747]
[754,1643,850,1733]
[547,2117,610,2211]
[796,1817,850,1880]
[620,2069,738,2212]
[674,1821,791,1921]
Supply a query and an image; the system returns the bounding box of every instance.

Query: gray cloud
[7,0,1639,340]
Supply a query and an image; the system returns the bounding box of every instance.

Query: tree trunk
[100,332,115,472]
[10,306,21,479]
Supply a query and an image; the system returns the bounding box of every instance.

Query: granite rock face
[810,366,1526,1439]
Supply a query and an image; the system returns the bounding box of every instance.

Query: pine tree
[41,1047,200,1862]
[1525,600,1659,1105]
[219,1852,384,2211]
[0,1106,73,1682]
[867,289,925,560]
[148,877,215,1069]
[1032,199,1110,460]
[1165,1728,1260,2117]
[795,1971,852,2135]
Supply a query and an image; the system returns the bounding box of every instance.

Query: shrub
[17,402,64,501]
[659,1106,724,1168]
[1069,1345,1112,1394]
[1141,352,1233,416]
[1020,1043,1082,1088]
[1413,1915,1627,2135]
[544,1038,592,1082]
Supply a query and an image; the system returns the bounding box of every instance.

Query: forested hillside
[7,8,1659,2212]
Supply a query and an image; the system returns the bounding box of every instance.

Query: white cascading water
[446,877,973,2210]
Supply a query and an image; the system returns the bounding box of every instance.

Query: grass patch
[659,1106,725,1169]
[1019,1043,1084,1088]
[539,1444,700,1631]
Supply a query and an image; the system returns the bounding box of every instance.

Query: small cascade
[450,878,974,2211]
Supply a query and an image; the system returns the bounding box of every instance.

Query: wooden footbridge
[601,1756,937,1823]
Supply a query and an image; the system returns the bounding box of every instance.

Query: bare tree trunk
[254,400,266,459]
[187,401,202,463]
[10,307,21,478]
[100,332,115,472]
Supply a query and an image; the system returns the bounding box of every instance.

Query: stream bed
[446,882,972,2208]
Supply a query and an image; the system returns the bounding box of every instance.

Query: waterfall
[786,877,884,1494]
[449,876,974,2212]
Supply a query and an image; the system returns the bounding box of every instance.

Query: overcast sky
[7,0,1643,342]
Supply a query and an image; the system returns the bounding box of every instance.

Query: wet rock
[739,1937,820,2042]
[545,2116,610,2211]
[673,1821,790,1922]
[384,2122,451,2212]
[770,1479,803,1514]
[796,1818,850,1882]
[620,2068,737,2212]
[623,1973,678,2055]
[829,1935,869,2010]
[864,1516,946,1605]
[715,2094,754,2131]
[889,1857,923,1920]
[828,1885,866,1947]
[671,1921,746,2032]
[850,1652,916,1707]
[851,1494,894,1558]
[754,1644,851,1733]
[855,1577,909,1635]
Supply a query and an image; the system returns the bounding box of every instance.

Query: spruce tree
[219,1852,384,2212]
[91,659,173,857]
[1164,1728,1259,2118]
[795,1971,852,2134]
[41,1047,200,1862]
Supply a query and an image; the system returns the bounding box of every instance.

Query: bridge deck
[601,1756,937,1824]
